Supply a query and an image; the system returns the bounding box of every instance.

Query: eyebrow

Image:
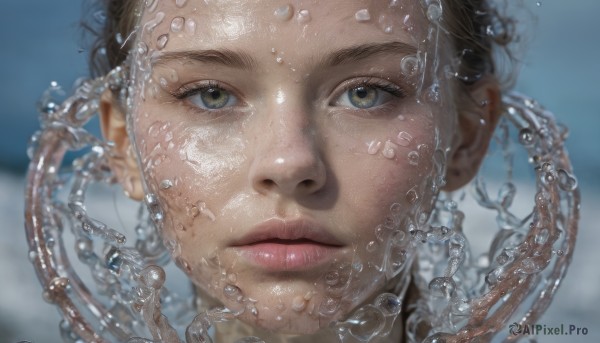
[151,42,417,70]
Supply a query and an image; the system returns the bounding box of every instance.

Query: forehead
[138,0,427,55]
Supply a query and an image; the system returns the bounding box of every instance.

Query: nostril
[300,179,316,189]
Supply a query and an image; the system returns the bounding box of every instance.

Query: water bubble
[274,4,293,21]
[367,140,382,155]
[175,0,188,7]
[224,284,243,302]
[136,42,148,56]
[28,250,38,263]
[518,128,535,146]
[535,228,549,245]
[429,277,456,299]
[427,3,443,22]
[157,34,169,50]
[185,19,197,34]
[557,169,578,191]
[319,296,341,316]
[383,140,398,159]
[140,265,165,289]
[555,250,564,256]
[400,55,418,77]
[170,17,184,32]
[355,9,371,22]
[347,305,385,341]
[292,295,307,312]
[405,188,418,204]
[425,84,441,103]
[145,12,165,33]
[297,9,311,23]
[374,293,402,316]
[407,151,419,166]
[366,241,378,252]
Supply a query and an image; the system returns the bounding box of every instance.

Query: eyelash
[171,80,228,100]
[335,78,407,103]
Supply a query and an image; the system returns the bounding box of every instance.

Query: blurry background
[1,0,599,342]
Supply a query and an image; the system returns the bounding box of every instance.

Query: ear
[443,77,502,191]
[100,91,144,201]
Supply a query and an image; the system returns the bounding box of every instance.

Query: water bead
[274,4,293,21]
[159,179,173,189]
[223,284,243,302]
[518,128,535,146]
[396,131,413,147]
[383,140,398,159]
[355,9,371,22]
[367,140,382,155]
[170,17,184,32]
[407,151,420,166]
[145,12,165,33]
[366,241,378,252]
[427,3,443,22]
[185,19,197,35]
[156,34,169,50]
[428,277,456,299]
[374,293,402,316]
[175,0,188,7]
[347,305,385,341]
[400,55,419,77]
[297,9,311,23]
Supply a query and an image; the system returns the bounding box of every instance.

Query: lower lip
[235,242,340,271]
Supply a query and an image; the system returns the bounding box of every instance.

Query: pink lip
[231,218,344,271]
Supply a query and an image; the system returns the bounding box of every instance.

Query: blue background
[1,1,598,342]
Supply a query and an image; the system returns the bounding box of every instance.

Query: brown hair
[84,0,514,86]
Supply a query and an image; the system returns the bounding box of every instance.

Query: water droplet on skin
[355,9,371,22]
[170,16,185,32]
[396,131,412,146]
[185,19,197,34]
[378,13,393,33]
[157,34,169,50]
[276,56,284,64]
[137,42,148,55]
[403,14,413,32]
[374,293,402,316]
[367,140,382,155]
[366,241,378,252]
[427,3,443,22]
[175,0,188,7]
[347,305,385,341]
[397,114,405,121]
[274,4,293,21]
[145,12,165,33]
[400,55,418,77]
[407,151,419,166]
[159,179,173,189]
[146,0,158,12]
[224,284,243,302]
[405,188,418,204]
[319,297,341,316]
[383,140,398,159]
[292,295,307,312]
[297,9,311,23]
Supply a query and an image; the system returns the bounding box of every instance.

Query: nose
[249,104,326,197]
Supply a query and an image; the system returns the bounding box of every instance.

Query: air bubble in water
[170,17,184,32]
[274,4,293,21]
[374,293,402,316]
[355,9,371,22]
[518,128,535,146]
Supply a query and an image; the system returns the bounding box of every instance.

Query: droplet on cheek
[159,179,173,189]
[396,131,413,147]
[274,4,293,21]
[405,187,419,204]
[367,140,382,155]
[355,9,371,22]
[407,151,420,166]
[383,140,398,159]
[170,16,185,32]
[224,284,244,302]
[185,19,197,34]
[297,9,311,23]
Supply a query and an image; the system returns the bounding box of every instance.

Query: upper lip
[230,218,344,247]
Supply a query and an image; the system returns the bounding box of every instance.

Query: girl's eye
[335,82,405,110]
[189,87,237,110]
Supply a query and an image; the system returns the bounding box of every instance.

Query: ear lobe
[444,78,502,191]
[100,91,144,201]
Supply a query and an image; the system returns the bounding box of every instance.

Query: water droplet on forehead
[171,17,185,32]
[355,9,371,22]
[274,4,293,21]
[400,55,418,77]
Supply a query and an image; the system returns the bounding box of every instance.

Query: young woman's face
[128,0,454,334]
